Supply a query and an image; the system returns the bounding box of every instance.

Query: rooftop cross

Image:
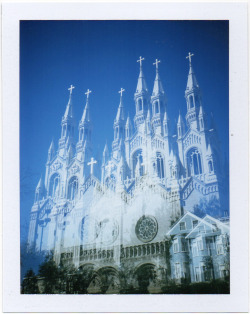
[68,84,75,95]
[153,59,161,71]
[87,157,97,175]
[137,56,145,67]
[186,52,194,65]
[118,88,125,97]
[85,89,92,99]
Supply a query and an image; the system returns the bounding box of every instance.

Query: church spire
[186,52,199,91]
[185,53,202,130]
[135,56,148,93]
[77,89,92,151]
[58,85,75,154]
[152,59,165,97]
[80,89,92,124]
[63,84,74,120]
[112,89,126,159]
[151,59,166,134]
[47,139,55,162]
[115,88,125,123]
[134,56,149,130]
[35,175,45,203]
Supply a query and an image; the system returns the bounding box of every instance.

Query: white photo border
[2,2,248,313]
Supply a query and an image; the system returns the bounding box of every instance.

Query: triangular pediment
[67,159,81,176]
[50,156,64,172]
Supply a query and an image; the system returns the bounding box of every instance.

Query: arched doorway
[135,263,157,293]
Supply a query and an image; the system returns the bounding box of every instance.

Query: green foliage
[21,269,39,294]
[38,254,60,293]
[161,279,230,294]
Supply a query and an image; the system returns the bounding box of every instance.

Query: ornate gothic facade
[28,54,228,290]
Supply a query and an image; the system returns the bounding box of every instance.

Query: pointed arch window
[68,176,78,200]
[154,101,159,114]
[189,96,194,108]
[208,160,214,173]
[186,148,203,176]
[49,173,60,197]
[63,126,66,137]
[133,149,144,177]
[156,152,164,178]
[138,98,143,112]
[105,174,116,192]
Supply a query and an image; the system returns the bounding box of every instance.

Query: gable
[167,212,202,236]
[185,219,217,239]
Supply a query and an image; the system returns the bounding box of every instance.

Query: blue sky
[20,20,229,242]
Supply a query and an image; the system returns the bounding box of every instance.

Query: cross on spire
[87,157,97,175]
[85,89,92,99]
[68,84,75,95]
[118,88,125,97]
[137,56,145,67]
[153,59,161,70]
[186,52,194,65]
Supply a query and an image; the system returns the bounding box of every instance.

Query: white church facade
[27,54,228,288]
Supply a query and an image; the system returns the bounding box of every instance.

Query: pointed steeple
[125,115,132,139]
[134,57,149,130]
[177,111,185,139]
[163,111,170,138]
[47,139,55,162]
[80,89,92,124]
[36,175,44,191]
[186,54,199,92]
[103,142,109,156]
[185,53,202,130]
[152,59,165,97]
[77,89,92,154]
[151,59,166,134]
[63,85,74,121]
[66,144,74,164]
[59,85,75,153]
[135,56,148,94]
[115,88,125,123]
[35,175,45,202]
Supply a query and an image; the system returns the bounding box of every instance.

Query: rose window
[135,215,158,243]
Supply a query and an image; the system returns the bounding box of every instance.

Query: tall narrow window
[133,149,143,177]
[156,152,164,178]
[138,99,143,112]
[68,176,78,200]
[186,148,203,176]
[208,160,214,173]
[49,173,60,197]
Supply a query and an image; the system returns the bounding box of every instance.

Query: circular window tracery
[135,215,158,243]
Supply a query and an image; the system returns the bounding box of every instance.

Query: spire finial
[85,89,92,99]
[186,52,194,66]
[153,59,161,71]
[137,56,145,68]
[118,88,125,97]
[68,84,75,95]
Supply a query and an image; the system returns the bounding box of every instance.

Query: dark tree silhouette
[21,269,39,294]
[38,255,60,293]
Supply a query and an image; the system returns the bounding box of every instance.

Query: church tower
[151,59,167,135]
[185,53,202,130]
[58,85,75,157]
[76,89,93,168]
[134,57,149,133]
[112,88,126,160]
